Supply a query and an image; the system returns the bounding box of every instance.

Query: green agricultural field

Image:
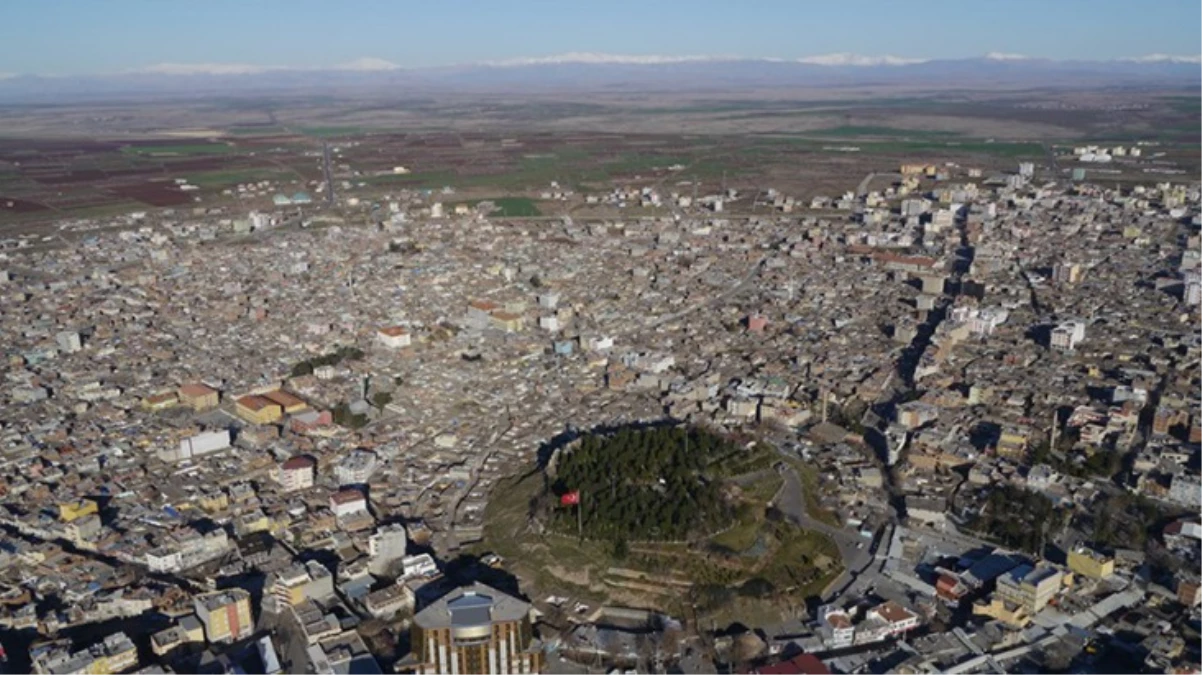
[297,126,365,138]
[813,125,963,139]
[121,143,239,156]
[226,126,290,136]
[184,169,292,187]
[484,197,542,217]
[815,139,1045,158]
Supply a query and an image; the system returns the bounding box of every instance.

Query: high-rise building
[194,589,254,644]
[402,583,544,674]
[1050,320,1086,352]
[368,523,409,576]
[1052,262,1081,285]
[1185,270,1201,305]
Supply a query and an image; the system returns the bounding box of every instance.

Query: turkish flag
[560,491,580,506]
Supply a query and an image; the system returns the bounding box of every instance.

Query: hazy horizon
[2,0,1200,77]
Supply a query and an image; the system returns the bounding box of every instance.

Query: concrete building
[1168,474,1202,509]
[1185,270,1201,305]
[330,489,368,518]
[1177,577,1201,607]
[33,632,139,675]
[235,395,284,425]
[368,523,409,576]
[402,582,543,675]
[377,326,413,349]
[1067,546,1115,579]
[178,383,220,411]
[1050,320,1086,352]
[194,589,254,644]
[262,389,306,414]
[271,561,336,607]
[55,330,82,354]
[335,449,378,486]
[1052,262,1082,284]
[278,455,316,492]
[173,430,232,461]
[995,564,1064,614]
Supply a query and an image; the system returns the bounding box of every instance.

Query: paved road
[772,466,876,601]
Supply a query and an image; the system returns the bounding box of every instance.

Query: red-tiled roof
[755,654,830,675]
[282,456,316,470]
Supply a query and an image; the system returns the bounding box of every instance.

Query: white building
[586,336,614,352]
[278,456,316,492]
[1185,270,1201,305]
[376,326,412,349]
[1051,320,1087,351]
[539,316,560,332]
[368,524,408,576]
[968,308,1009,337]
[163,430,232,462]
[330,489,368,519]
[401,553,439,580]
[1169,475,1202,509]
[335,450,378,486]
[56,331,82,354]
[146,529,230,573]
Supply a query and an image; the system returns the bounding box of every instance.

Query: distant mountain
[0,54,1197,102]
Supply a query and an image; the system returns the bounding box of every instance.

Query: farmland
[1,86,1196,225]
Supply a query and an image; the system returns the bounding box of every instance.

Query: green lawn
[710,516,761,553]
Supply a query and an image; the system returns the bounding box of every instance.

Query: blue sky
[2,0,1200,75]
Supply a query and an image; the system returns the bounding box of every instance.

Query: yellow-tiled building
[59,498,99,523]
[972,596,1030,628]
[178,383,220,411]
[142,391,179,411]
[262,389,307,414]
[1067,546,1115,579]
[194,590,254,644]
[198,491,230,513]
[235,395,283,425]
[490,311,525,332]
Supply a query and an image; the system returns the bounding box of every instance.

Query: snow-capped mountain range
[0,52,1196,101]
